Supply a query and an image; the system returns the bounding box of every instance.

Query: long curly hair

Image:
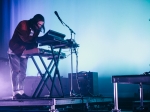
[28,14,45,33]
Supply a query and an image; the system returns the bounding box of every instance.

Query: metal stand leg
[140,83,143,107]
[136,83,145,111]
[70,48,74,96]
[112,83,121,112]
[50,98,59,112]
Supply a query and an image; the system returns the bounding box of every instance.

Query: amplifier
[68,72,99,96]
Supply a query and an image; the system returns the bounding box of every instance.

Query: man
[8,14,45,99]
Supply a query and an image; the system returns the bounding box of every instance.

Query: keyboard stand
[31,55,52,98]
[29,48,64,98]
[49,46,64,97]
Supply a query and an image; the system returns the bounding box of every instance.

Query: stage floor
[0,97,113,111]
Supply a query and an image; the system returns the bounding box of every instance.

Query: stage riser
[24,76,69,97]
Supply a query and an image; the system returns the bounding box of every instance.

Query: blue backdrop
[1,0,150,97]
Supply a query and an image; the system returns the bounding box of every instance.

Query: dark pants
[8,54,28,94]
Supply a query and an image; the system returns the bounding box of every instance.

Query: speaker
[68,72,99,96]
[24,76,69,97]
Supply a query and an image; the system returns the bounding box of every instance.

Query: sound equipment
[37,29,67,47]
[37,30,79,49]
[68,72,99,96]
[24,76,69,97]
[22,48,66,59]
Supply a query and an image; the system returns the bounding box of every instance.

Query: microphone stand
[65,24,76,97]
[54,11,81,97]
[61,21,81,97]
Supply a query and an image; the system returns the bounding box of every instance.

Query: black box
[68,72,99,96]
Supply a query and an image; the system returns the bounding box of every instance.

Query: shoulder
[18,20,28,26]
[17,20,29,30]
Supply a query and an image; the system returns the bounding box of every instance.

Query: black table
[111,74,150,112]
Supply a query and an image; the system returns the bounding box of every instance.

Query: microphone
[54,11,63,24]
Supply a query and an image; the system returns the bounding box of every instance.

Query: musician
[8,14,45,99]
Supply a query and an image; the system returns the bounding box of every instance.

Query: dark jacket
[9,20,40,56]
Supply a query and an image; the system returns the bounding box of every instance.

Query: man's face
[37,21,44,28]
